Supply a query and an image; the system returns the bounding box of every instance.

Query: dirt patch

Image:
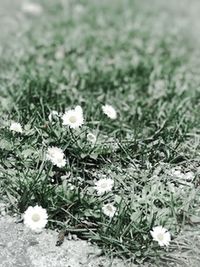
[0,216,128,267]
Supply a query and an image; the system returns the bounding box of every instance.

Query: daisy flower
[171,170,184,178]
[22,2,43,15]
[94,178,114,195]
[87,132,97,144]
[102,203,117,218]
[62,106,84,129]
[54,46,65,60]
[24,205,48,232]
[150,226,171,247]
[10,122,23,133]
[184,171,194,180]
[102,104,117,119]
[46,147,66,168]
[169,168,194,181]
[74,4,85,14]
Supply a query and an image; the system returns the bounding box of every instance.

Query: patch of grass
[1,0,200,264]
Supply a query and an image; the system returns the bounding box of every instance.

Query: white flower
[48,111,59,122]
[184,171,194,180]
[22,2,43,15]
[94,178,114,195]
[24,205,48,232]
[87,132,96,144]
[74,4,85,14]
[170,168,194,181]
[168,168,183,179]
[54,46,65,60]
[46,147,66,168]
[102,104,117,119]
[62,106,84,129]
[10,122,23,133]
[102,203,117,218]
[172,170,184,178]
[150,226,171,247]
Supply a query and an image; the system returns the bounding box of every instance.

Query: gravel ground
[1,214,200,267]
[0,215,129,267]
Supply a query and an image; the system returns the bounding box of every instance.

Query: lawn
[0,0,200,265]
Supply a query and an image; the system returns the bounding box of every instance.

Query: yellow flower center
[88,134,94,140]
[32,213,41,222]
[69,115,77,123]
[101,183,107,188]
[106,205,113,212]
[157,233,164,241]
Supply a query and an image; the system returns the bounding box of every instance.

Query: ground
[0,215,200,266]
[1,0,200,266]
[0,215,126,267]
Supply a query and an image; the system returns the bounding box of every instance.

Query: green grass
[1,0,200,265]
